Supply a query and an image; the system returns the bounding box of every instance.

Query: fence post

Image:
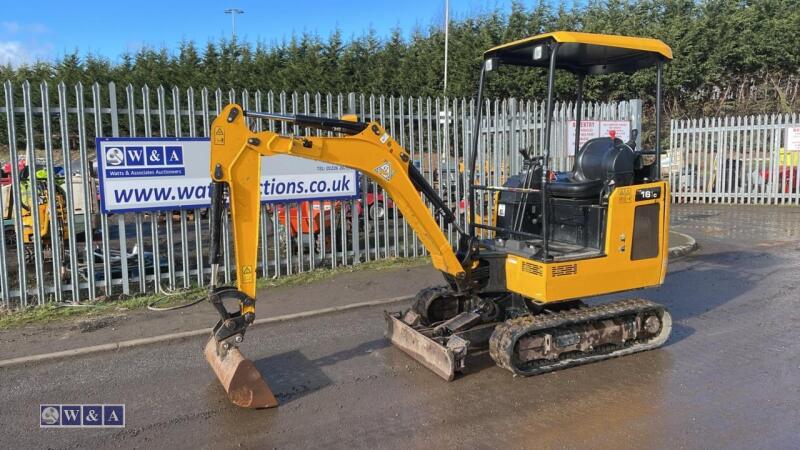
[5,81,29,305]
[41,82,64,303]
[109,82,131,296]
[347,92,360,264]
[630,99,643,150]
[21,82,46,304]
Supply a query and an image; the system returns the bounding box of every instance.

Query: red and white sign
[567,120,599,153]
[567,120,631,155]
[600,121,631,142]
[786,127,800,151]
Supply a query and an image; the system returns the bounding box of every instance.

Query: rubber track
[489,298,672,376]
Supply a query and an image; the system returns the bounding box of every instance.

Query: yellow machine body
[503,181,670,303]
[2,181,69,244]
[21,186,68,244]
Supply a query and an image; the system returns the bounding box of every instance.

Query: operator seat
[548,137,635,199]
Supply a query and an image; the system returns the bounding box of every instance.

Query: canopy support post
[541,42,559,261]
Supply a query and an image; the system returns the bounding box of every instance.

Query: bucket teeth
[385,313,457,381]
[204,337,278,409]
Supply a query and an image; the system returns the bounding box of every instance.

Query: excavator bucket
[384,313,457,381]
[204,337,278,409]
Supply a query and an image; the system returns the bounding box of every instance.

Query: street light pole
[443,0,450,176]
[443,0,449,95]
[224,8,244,40]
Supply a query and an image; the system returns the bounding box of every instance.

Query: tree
[2,0,799,118]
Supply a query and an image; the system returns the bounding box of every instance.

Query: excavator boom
[204,104,468,407]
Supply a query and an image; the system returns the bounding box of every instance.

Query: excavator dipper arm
[204,104,467,408]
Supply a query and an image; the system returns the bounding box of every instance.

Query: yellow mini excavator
[204,32,674,408]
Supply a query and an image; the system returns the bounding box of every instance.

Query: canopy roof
[484,31,672,75]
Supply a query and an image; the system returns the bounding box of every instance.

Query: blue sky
[1,0,520,66]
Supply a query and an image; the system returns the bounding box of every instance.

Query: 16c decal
[635,186,662,201]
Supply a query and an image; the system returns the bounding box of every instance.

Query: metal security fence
[0,79,640,308]
[668,114,800,204]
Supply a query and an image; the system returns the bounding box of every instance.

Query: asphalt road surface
[2,205,799,449]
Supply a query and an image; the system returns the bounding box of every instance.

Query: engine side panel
[504,181,669,303]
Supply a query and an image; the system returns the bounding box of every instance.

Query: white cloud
[0,41,24,66]
[1,22,20,34]
[0,41,52,67]
[29,23,48,34]
[1,22,48,35]
[0,21,52,66]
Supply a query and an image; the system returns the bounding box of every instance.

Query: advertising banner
[96,137,358,213]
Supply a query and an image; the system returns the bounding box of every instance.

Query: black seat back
[572,137,635,186]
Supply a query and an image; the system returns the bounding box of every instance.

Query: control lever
[627,129,639,150]
[519,148,544,170]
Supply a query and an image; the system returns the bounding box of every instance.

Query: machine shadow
[254,338,389,404]
[656,249,782,320]
[591,247,783,347]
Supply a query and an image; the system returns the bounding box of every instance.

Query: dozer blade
[385,313,456,381]
[204,337,278,409]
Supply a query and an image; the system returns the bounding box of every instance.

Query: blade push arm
[208,104,467,323]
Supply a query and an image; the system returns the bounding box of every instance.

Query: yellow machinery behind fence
[2,177,69,263]
[203,31,674,408]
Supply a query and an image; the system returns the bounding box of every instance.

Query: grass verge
[0,257,430,329]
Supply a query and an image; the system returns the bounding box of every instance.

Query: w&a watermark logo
[40,404,125,428]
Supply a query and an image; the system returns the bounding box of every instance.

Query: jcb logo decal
[374,160,394,181]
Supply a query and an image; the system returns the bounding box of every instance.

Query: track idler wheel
[411,286,464,325]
